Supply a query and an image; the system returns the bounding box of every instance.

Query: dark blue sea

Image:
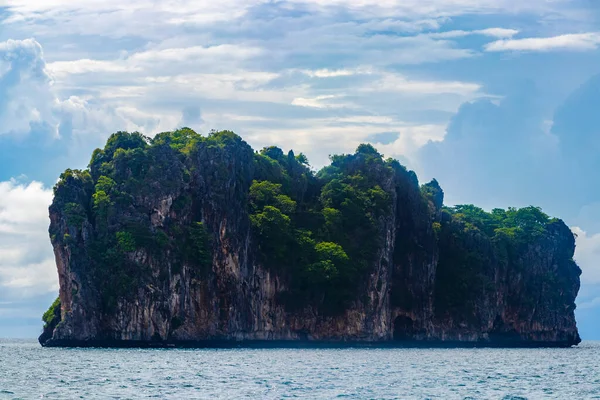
[1,339,598,399]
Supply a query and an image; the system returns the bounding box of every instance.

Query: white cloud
[336,115,394,124]
[0,39,57,136]
[47,45,263,79]
[485,32,600,52]
[375,124,447,171]
[572,227,600,285]
[288,0,565,16]
[477,28,520,38]
[430,28,519,39]
[245,124,381,166]
[291,95,348,108]
[363,73,481,96]
[138,72,294,106]
[0,180,57,296]
[2,0,564,24]
[144,71,278,88]
[0,180,52,232]
[240,114,445,169]
[299,67,373,78]
[129,44,263,64]
[48,59,140,77]
[0,38,171,149]
[0,1,301,39]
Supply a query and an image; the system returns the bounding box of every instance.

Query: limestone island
[39,129,581,348]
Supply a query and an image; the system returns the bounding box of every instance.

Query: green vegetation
[116,231,136,252]
[186,222,213,277]
[64,203,87,226]
[434,204,566,319]
[48,128,570,318]
[42,297,61,329]
[445,204,553,240]
[247,142,397,314]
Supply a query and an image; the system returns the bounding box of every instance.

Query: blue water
[1,340,599,399]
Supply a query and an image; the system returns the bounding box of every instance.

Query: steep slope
[39,129,581,347]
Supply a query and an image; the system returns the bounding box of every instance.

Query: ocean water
[1,340,599,399]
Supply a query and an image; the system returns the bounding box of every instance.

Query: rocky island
[39,129,581,347]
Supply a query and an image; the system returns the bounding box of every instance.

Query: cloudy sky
[1,0,600,339]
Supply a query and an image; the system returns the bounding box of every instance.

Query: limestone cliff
[39,130,581,347]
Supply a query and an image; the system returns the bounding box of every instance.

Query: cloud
[132,44,262,62]
[298,68,373,78]
[571,226,600,337]
[0,39,57,137]
[430,28,519,39]
[2,0,567,30]
[485,32,600,52]
[45,37,480,135]
[0,38,172,182]
[0,179,56,297]
[375,124,447,162]
[180,106,204,129]
[416,82,559,208]
[476,28,520,38]
[6,2,487,162]
[0,33,478,193]
[549,73,600,212]
[415,73,600,215]
[366,131,400,145]
[572,227,600,286]
[361,73,481,96]
[240,117,446,169]
[47,45,265,84]
[46,58,480,129]
[291,95,348,109]
[48,59,140,77]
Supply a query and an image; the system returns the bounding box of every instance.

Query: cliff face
[40,130,581,347]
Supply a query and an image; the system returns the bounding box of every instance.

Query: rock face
[40,130,581,347]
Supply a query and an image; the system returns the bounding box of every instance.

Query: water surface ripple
[1,340,598,399]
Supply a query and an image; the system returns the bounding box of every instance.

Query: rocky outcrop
[40,131,581,347]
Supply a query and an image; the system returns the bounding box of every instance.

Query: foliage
[249,180,296,214]
[444,204,552,246]
[307,242,349,284]
[153,127,201,154]
[187,222,213,276]
[250,206,292,266]
[51,128,568,320]
[116,231,136,252]
[42,297,61,328]
[249,142,396,313]
[92,190,112,223]
[64,203,87,226]
[95,176,116,193]
[53,169,93,195]
[434,204,562,319]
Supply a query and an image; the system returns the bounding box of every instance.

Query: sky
[1,0,600,339]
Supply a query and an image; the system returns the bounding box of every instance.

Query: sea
[1,339,598,399]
